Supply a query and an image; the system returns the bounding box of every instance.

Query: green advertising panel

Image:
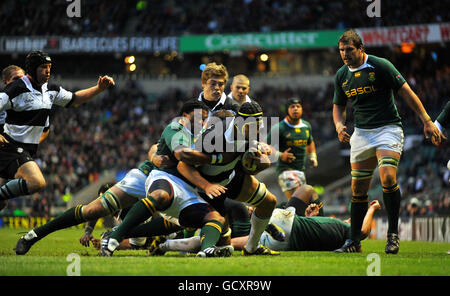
[179,30,345,52]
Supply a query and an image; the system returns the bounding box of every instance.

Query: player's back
[288,216,350,251]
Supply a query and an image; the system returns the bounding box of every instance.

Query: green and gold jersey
[267,118,313,176]
[333,54,406,129]
[437,101,450,128]
[156,121,195,178]
[287,216,350,251]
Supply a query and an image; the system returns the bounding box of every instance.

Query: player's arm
[80,219,98,247]
[173,147,214,166]
[174,147,238,166]
[333,104,350,143]
[259,140,295,164]
[177,161,227,198]
[397,82,444,145]
[71,75,115,107]
[148,144,177,169]
[360,200,381,240]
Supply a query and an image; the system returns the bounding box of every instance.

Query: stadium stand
[0,0,448,36]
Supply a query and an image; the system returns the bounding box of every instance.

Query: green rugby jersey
[287,216,350,251]
[155,121,195,179]
[267,118,314,176]
[437,101,450,128]
[333,54,406,129]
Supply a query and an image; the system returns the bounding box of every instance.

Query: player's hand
[257,142,272,155]
[369,200,381,210]
[97,75,115,91]
[204,183,227,199]
[424,121,446,146]
[305,204,320,217]
[423,120,440,145]
[336,125,350,143]
[0,134,9,144]
[280,148,296,163]
[91,238,101,250]
[79,233,94,247]
[152,154,177,169]
[309,156,318,168]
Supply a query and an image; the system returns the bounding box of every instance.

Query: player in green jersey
[332,30,444,254]
[15,144,175,255]
[435,100,449,169]
[101,99,236,257]
[267,98,317,200]
[148,185,380,253]
[435,101,449,136]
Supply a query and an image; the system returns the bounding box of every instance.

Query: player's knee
[149,189,172,209]
[148,179,173,210]
[262,191,277,210]
[208,212,225,226]
[380,173,397,188]
[82,201,107,220]
[352,185,368,197]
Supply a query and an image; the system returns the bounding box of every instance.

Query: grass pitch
[0,227,449,276]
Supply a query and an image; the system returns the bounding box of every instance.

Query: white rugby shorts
[350,124,404,163]
[277,170,306,192]
[259,207,296,251]
[145,169,207,219]
[115,168,147,199]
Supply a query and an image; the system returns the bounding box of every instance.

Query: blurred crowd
[0,0,448,36]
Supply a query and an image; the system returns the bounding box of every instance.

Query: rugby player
[1,65,25,133]
[197,62,240,116]
[0,50,114,211]
[267,97,318,201]
[227,74,253,105]
[332,30,443,253]
[177,101,280,255]
[0,65,25,208]
[100,99,234,257]
[15,144,178,255]
[149,185,381,253]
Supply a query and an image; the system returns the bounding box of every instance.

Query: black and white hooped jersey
[0,76,74,154]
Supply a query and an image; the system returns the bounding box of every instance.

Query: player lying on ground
[147,185,380,254]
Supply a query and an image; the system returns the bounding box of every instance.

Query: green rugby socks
[350,195,368,243]
[199,220,223,251]
[33,204,86,238]
[383,184,401,234]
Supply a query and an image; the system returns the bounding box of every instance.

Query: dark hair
[237,101,263,119]
[98,183,114,195]
[286,97,302,108]
[338,29,363,49]
[180,99,210,115]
